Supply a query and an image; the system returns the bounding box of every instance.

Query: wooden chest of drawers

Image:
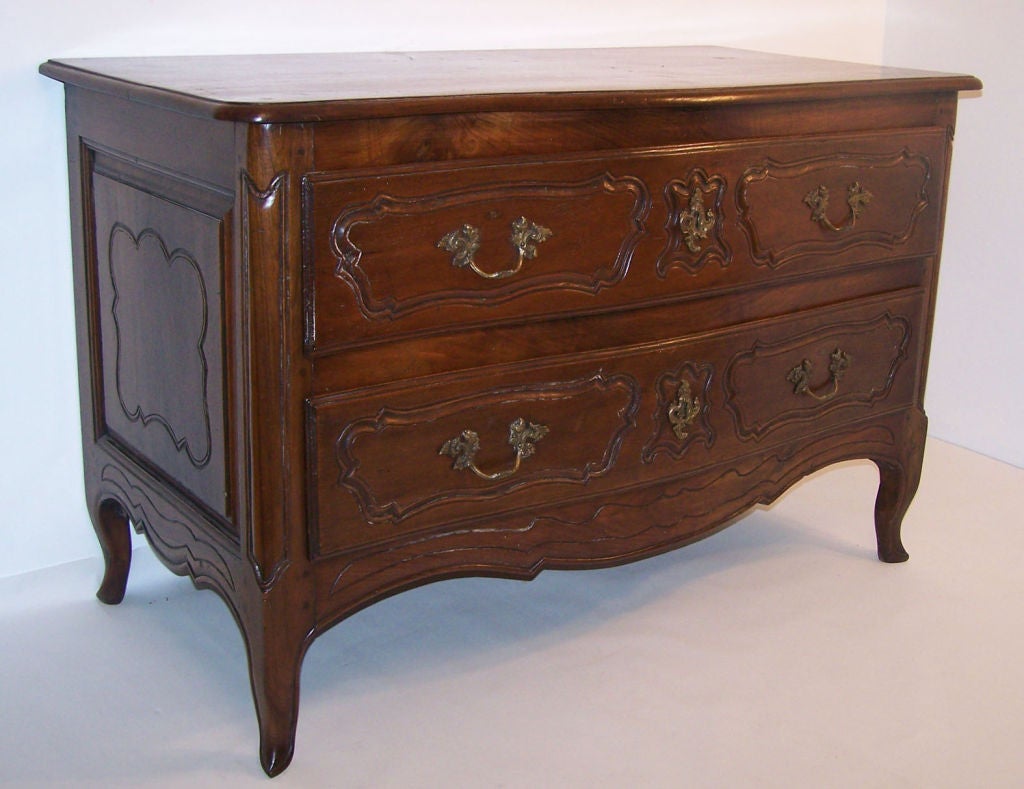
[41,47,979,775]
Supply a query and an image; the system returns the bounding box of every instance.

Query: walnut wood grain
[42,48,979,776]
[311,410,913,629]
[40,47,981,122]
[306,129,947,353]
[309,289,923,557]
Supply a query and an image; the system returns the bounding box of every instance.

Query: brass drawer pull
[787,348,851,401]
[437,216,553,279]
[440,417,549,481]
[804,182,872,232]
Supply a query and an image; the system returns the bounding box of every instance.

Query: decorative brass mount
[439,417,550,481]
[786,348,851,401]
[667,380,701,440]
[678,189,716,253]
[437,216,553,279]
[804,182,872,232]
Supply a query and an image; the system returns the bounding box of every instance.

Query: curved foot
[874,463,911,563]
[873,409,926,564]
[260,739,295,778]
[245,623,305,778]
[253,667,300,778]
[93,498,132,604]
[252,651,301,778]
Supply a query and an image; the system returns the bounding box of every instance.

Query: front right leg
[873,408,927,564]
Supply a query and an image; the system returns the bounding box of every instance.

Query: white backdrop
[884,0,1022,471]
[1,0,1006,579]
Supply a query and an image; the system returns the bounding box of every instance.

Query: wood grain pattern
[310,96,952,170]
[307,130,946,354]
[40,47,982,121]
[724,309,915,441]
[313,412,909,628]
[89,147,233,524]
[317,372,639,533]
[738,142,935,268]
[42,48,978,776]
[313,167,647,323]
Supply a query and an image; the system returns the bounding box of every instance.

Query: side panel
[66,86,241,538]
[89,149,233,522]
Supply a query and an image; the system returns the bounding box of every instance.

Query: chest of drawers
[41,47,979,775]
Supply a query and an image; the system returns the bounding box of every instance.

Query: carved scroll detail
[321,419,902,613]
[326,172,649,319]
[109,223,212,468]
[100,464,237,596]
[724,312,911,441]
[737,147,931,268]
[328,373,640,527]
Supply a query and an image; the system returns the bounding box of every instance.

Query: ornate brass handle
[787,348,851,401]
[439,417,549,481]
[803,182,872,232]
[437,216,553,279]
[667,380,701,440]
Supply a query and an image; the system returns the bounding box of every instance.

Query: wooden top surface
[40,46,981,122]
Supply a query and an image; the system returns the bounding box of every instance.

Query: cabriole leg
[244,623,306,777]
[873,409,927,563]
[92,498,132,604]
[874,461,913,562]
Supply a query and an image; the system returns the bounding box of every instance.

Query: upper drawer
[736,139,937,268]
[305,129,946,353]
[304,157,649,353]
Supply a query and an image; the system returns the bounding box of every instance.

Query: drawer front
[305,159,649,351]
[306,130,946,354]
[736,144,934,269]
[308,290,924,557]
[723,310,912,442]
[309,370,643,556]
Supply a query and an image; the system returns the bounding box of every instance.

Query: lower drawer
[308,290,924,557]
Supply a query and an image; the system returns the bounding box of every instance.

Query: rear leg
[92,498,132,604]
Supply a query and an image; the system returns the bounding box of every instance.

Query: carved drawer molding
[309,372,641,555]
[306,164,650,351]
[724,309,914,442]
[737,139,936,268]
